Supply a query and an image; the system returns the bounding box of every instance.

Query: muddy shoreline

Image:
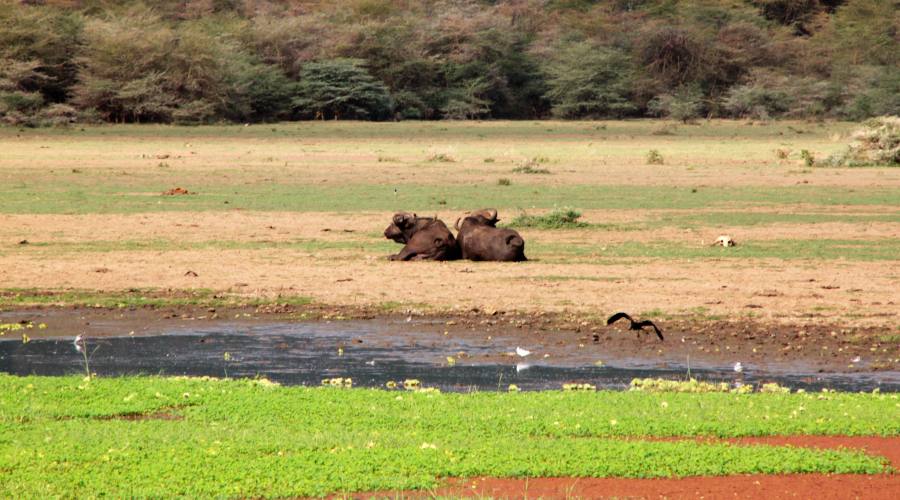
[2,302,897,375]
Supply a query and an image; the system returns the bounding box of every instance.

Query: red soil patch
[351,436,899,499]
[436,474,899,499]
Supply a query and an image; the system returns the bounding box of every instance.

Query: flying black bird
[606,312,664,341]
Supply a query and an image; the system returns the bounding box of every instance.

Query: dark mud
[2,308,898,391]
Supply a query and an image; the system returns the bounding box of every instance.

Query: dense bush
[545,43,635,119]
[822,116,900,167]
[292,59,392,120]
[0,0,896,124]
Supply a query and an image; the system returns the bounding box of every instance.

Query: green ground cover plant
[2,182,896,215]
[508,209,588,229]
[0,375,894,497]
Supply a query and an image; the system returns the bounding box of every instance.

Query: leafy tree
[648,85,704,122]
[225,59,294,122]
[544,42,635,118]
[0,7,82,104]
[292,59,393,120]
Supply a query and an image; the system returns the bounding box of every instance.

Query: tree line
[1,0,897,126]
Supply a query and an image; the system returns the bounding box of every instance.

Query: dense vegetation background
[1,0,897,125]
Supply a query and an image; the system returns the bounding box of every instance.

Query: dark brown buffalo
[384,212,459,261]
[455,208,526,262]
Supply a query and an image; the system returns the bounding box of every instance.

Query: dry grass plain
[1,120,898,328]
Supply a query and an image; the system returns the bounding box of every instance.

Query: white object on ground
[733,362,743,373]
[515,347,532,357]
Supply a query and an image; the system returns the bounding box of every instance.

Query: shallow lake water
[2,320,897,392]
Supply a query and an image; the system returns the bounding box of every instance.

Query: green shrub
[800,149,816,167]
[512,157,552,174]
[723,83,790,119]
[647,86,703,122]
[509,208,587,228]
[821,116,900,167]
[646,149,665,165]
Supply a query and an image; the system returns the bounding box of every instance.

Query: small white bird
[73,335,84,353]
[515,347,532,357]
[851,356,861,363]
[733,362,743,373]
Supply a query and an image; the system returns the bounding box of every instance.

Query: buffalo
[455,208,527,262]
[384,212,460,261]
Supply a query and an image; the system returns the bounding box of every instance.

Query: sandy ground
[2,210,898,327]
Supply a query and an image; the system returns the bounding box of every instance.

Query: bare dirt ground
[1,210,898,328]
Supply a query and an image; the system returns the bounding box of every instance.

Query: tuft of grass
[0,374,894,498]
[426,153,455,163]
[497,177,511,186]
[646,149,665,165]
[512,156,552,174]
[509,208,588,229]
[801,149,816,167]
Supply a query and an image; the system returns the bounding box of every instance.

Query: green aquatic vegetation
[0,375,894,497]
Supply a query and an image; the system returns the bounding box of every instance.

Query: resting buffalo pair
[384,209,526,262]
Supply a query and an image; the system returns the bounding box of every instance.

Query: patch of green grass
[0,375,894,497]
[1,181,897,214]
[877,334,900,344]
[0,288,313,309]
[648,211,900,229]
[508,208,588,229]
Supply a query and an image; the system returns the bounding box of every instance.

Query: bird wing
[607,312,632,325]
[636,320,664,340]
[650,322,664,341]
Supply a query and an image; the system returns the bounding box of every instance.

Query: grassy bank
[0,375,895,497]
